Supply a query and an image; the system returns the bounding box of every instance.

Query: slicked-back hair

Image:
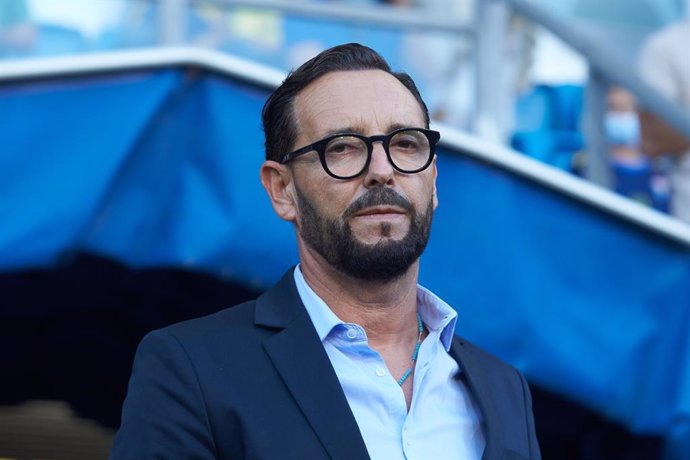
[261,43,430,162]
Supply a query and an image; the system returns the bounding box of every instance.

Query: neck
[298,244,420,346]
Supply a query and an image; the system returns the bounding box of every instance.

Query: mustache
[343,187,414,219]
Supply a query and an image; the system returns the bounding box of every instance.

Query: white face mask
[605,112,640,146]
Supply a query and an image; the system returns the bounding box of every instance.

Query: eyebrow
[320,123,422,138]
[321,127,359,138]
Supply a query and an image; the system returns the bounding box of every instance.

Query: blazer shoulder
[452,335,520,375]
[156,299,260,345]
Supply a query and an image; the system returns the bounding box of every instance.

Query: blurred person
[606,87,652,203]
[637,20,690,222]
[110,43,540,459]
[606,87,641,161]
[0,0,36,56]
[606,86,671,210]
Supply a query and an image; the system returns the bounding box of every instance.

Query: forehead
[293,70,425,139]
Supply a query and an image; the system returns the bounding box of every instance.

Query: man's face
[288,70,438,281]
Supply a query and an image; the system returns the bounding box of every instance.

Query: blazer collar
[450,336,505,460]
[255,267,371,460]
[254,268,306,328]
[255,270,504,460]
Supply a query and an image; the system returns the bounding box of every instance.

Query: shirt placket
[402,330,438,460]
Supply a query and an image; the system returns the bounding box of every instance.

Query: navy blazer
[111,269,541,459]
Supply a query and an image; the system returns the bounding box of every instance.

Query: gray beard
[296,186,433,283]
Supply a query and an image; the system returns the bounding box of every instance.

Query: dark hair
[261,43,430,162]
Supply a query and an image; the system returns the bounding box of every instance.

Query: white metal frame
[0,47,285,88]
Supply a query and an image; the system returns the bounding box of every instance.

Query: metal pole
[475,0,509,141]
[159,0,188,45]
[194,0,475,35]
[583,71,611,187]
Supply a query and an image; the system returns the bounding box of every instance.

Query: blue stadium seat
[511,84,585,171]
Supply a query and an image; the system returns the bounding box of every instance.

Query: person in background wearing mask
[606,86,670,211]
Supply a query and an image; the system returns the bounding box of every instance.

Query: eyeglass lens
[324,129,431,178]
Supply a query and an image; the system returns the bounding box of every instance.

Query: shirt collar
[293,265,458,351]
[416,285,458,351]
[293,265,344,341]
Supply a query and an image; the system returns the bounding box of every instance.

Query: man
[111,43,540,459]
[637,20,690,222]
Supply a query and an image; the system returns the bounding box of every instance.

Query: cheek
[404,176,435,209]
[422,171,438,209]
[321,190,356,218]
[295,173,357,219]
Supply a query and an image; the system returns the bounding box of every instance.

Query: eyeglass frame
[279,127,441,179]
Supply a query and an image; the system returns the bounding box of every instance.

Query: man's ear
[260,160,297,222]
[431,155,438,210]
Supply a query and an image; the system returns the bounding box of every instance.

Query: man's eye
[326,138,363,155]
[392,138,420,151]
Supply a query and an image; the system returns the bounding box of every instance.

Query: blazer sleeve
[110,329,217,459]
[517,369,541,460]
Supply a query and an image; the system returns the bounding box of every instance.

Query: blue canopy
[1,54,688,450]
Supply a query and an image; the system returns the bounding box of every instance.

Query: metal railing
[200,0,474,35]
[159,0,509,141]
[501,0,690,186]
[156,0,474,45]
[7,0,689,224]
[156,0,690,189]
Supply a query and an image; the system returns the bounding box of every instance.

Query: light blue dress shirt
[294,266,485,460]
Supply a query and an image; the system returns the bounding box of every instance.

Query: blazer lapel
[256,269,370,460]
[449,336,504,460]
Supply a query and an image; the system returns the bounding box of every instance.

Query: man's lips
[351,206,407,219]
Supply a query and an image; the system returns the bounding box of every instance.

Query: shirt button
[375,367,386,377]
[346,329,357,339]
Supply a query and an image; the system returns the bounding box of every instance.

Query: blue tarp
[1,67,689,448]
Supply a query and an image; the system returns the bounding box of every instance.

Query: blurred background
[1,0,690,458]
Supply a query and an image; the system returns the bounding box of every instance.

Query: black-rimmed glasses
[280,127,440,179]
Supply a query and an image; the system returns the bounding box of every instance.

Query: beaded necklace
[397,313,424,386]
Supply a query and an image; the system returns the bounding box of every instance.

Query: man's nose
[363,141,395,187]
